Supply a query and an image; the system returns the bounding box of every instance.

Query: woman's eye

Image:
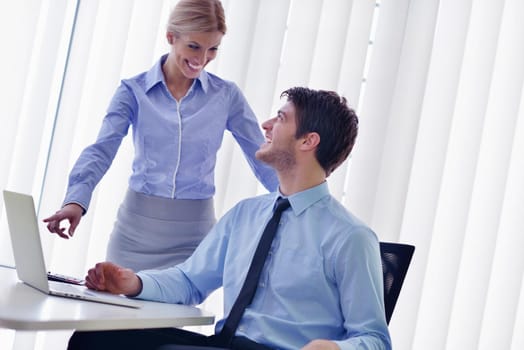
[188,44,199,50]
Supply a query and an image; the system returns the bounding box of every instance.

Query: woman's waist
[128,173,216,199]
[122,187,215,221]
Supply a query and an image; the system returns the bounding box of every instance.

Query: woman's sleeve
[63,82,136,211]
[225,83,279,192]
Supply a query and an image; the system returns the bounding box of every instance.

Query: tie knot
[275,197,290,213]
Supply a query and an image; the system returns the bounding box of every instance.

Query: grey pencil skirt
[105,188,216,272]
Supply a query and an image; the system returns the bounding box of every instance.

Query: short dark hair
[281,87,359,176]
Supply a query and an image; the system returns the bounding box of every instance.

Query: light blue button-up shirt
[64,54,278,210]
[137,182,391,350]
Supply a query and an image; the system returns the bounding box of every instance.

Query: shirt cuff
[135,272,158,300]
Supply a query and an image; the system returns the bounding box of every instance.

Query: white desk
[0,266,214,331]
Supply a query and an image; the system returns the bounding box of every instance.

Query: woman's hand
[43,203,84,239]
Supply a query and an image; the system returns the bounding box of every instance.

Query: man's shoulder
[233,193,274,210]
[220,194,274,221]
[321,197,375,237]
[217,194,275,229]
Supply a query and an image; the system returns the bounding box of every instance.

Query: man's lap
[67,327,272,350]
[68,327,207,350]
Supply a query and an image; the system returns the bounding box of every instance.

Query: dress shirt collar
[276,181,330,216]
[144,53,209,94]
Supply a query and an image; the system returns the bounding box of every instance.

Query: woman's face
[168,31,223,79]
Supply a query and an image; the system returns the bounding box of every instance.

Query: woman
[44,0,278,271]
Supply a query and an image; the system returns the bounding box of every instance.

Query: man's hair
[167,0,227,36]
[281,87,359,176]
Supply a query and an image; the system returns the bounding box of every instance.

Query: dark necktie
[216,197,291,346]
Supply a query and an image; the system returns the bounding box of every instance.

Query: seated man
[68,87,391,350]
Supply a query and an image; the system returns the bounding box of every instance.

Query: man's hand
[301,339,340,350]
[43,203,84,239]
[85,262,142,296]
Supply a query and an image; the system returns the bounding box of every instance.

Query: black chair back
[380,242,415,324]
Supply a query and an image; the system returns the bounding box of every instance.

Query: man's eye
[188,44,199,50]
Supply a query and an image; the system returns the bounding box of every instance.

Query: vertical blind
[0,0,523,349]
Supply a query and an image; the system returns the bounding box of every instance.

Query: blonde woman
[44,0,277,271]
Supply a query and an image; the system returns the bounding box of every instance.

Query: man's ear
[300,132,320,151]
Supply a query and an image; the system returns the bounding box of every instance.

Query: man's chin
[255,149,269,163]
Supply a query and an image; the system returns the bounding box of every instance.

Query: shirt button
[259,282,265,287]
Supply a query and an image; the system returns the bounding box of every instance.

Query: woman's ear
[166,32,174,45]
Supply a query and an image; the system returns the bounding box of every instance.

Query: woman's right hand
[43,203,84,239]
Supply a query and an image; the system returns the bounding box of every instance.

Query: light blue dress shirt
[137,182,391,350]
[64,54,278,210]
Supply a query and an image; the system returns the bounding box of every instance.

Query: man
[68,87,391,350]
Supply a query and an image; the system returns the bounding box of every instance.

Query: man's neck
[277,165,326,196]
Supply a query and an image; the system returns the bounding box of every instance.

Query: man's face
[256,100,299,171]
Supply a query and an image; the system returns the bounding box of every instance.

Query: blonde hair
[167,0,227,35]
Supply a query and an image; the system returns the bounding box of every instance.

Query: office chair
[380,242,415,324]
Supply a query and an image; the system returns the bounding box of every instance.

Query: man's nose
[261,118,275,130]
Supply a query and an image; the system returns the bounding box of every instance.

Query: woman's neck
[162,57,193,101]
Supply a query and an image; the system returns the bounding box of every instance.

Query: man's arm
[333,228,392,350]
[135,205,241,304]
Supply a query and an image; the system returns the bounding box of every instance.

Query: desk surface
[0,266,215,331]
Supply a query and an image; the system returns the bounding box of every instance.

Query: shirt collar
[144,53,209,94]
[276,181,330,216]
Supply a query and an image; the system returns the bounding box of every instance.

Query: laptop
[2,190,142,309]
